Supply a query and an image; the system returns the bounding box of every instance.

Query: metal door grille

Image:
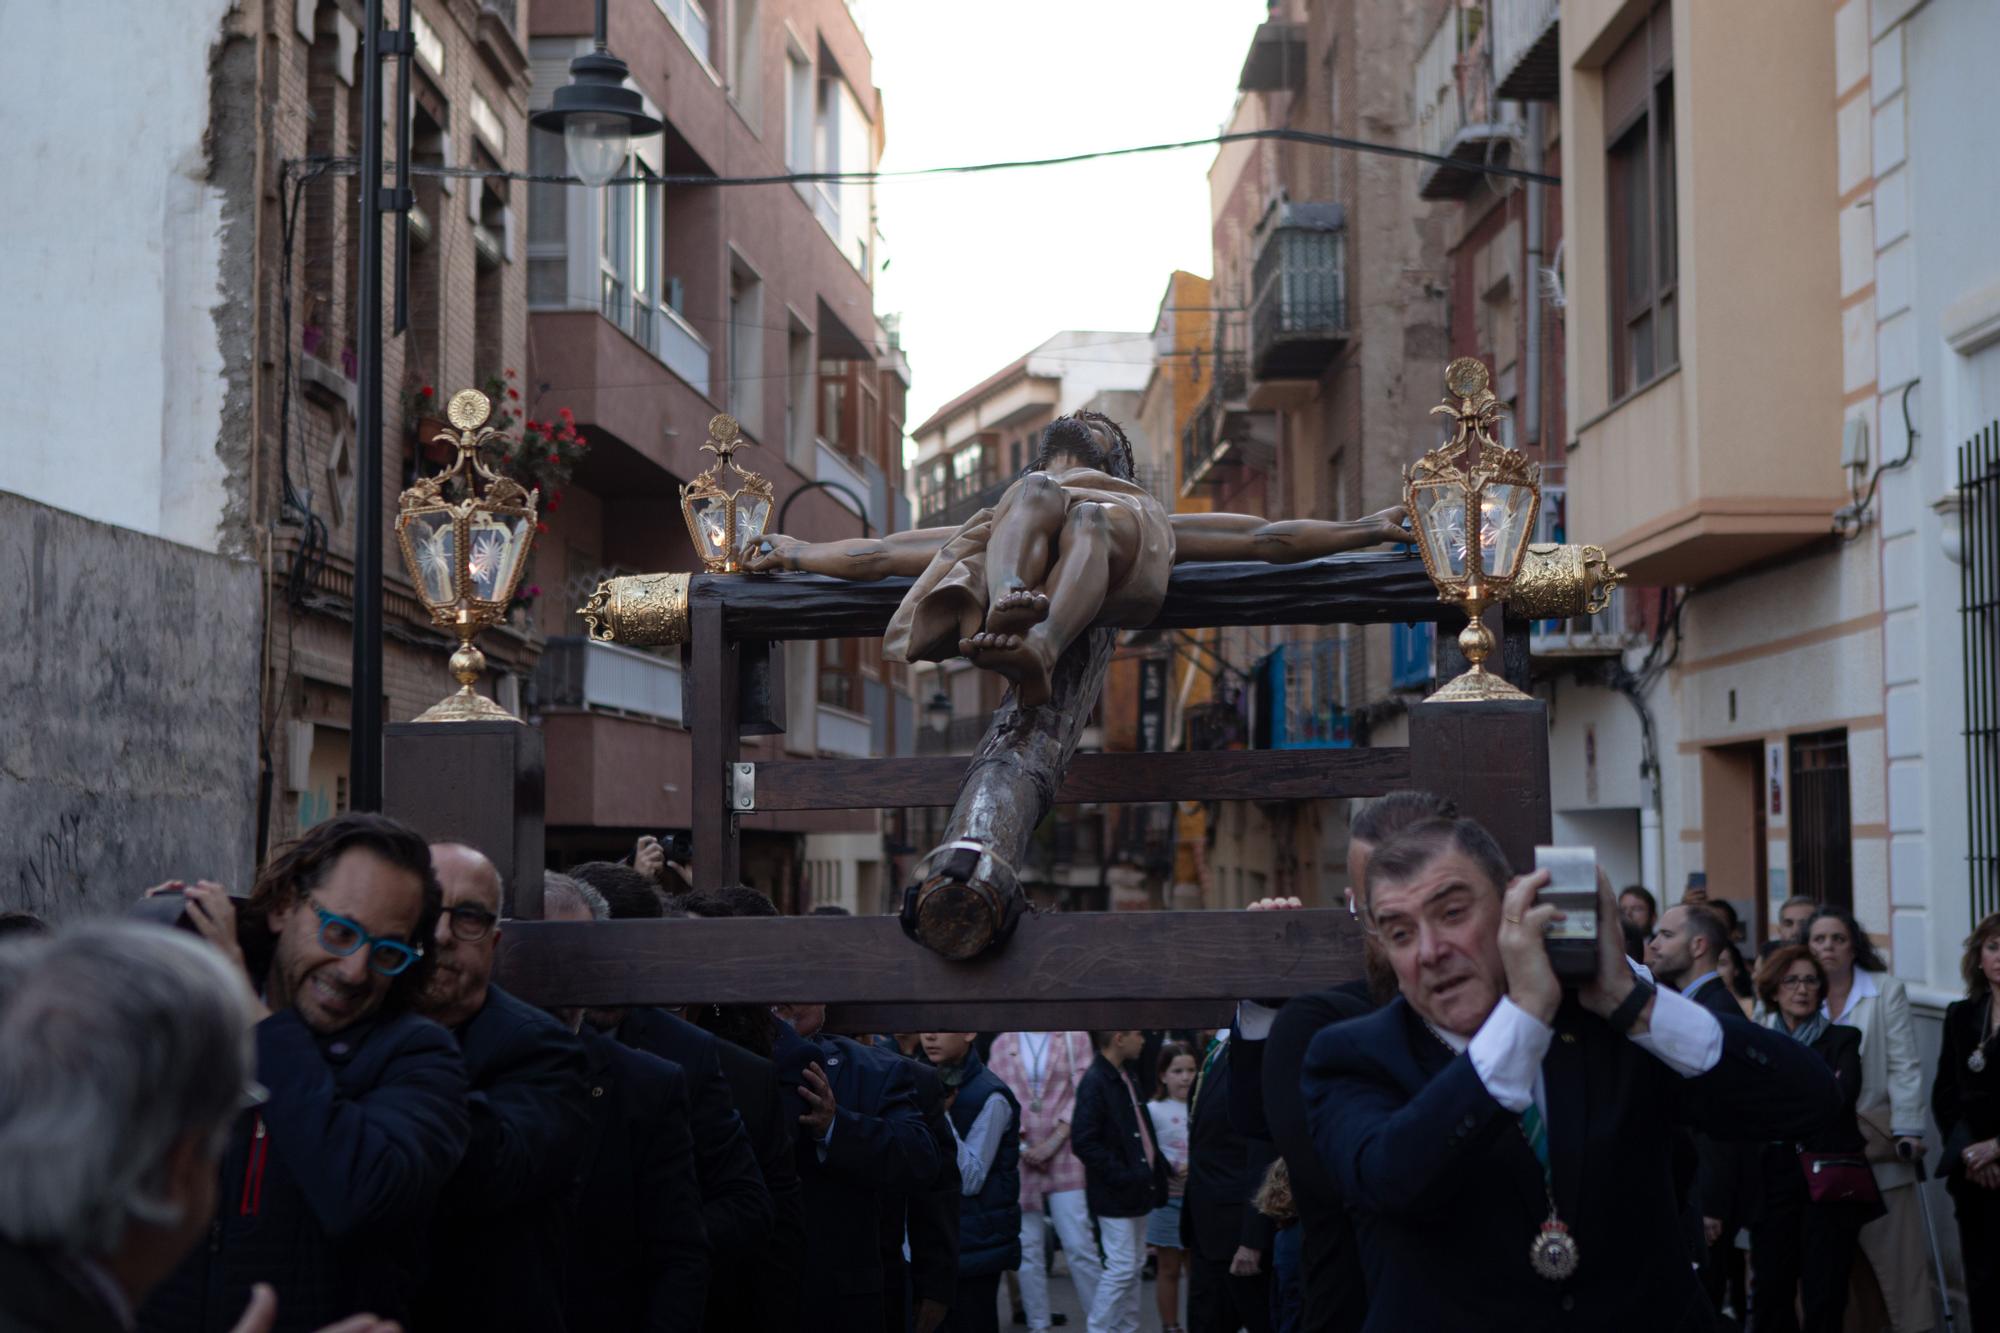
[1789,729,1852,910]
[1960,423,2000,922]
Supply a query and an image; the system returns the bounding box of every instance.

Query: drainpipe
[1641,802,1665,901]
[1522,102,1545,447]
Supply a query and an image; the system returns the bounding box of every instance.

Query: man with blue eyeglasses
[413,842,591,1333]
[139,812,473,1333]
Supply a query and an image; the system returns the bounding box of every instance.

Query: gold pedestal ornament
[395,389,540,723]
[1407,358,1543,704]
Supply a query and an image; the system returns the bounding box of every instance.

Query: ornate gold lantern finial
[1406,357,1542,703]
[395,388,540,723]
[680,414,774,573]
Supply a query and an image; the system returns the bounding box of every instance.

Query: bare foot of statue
[984,588,1051,637]
[958,631,1056,706]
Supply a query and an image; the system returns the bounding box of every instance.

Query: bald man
[414,844,591,1333]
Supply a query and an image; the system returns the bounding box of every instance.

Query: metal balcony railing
[1250,205,1349,381]
[1530,588,1631,657]
[1415,5,1523,200]
[532,636,683,725]
[1491,0,1560,101]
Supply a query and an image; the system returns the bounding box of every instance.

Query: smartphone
[1534,845,1600,983]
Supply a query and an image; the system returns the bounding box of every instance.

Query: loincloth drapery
[883,466,1176,664]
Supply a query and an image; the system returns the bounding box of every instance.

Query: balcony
[815,705,873,759]
[1180,372,1275,495]
[1256,640,1356,751]
[533,636,682,725]
[1415,6,1522,200]
[1238,20,1306,93]
[1250,204,1349,383]
[1491,0,1560,102]
[1532,588,1632,659]
[917,471,1009,529]
[1391,621,1434,691]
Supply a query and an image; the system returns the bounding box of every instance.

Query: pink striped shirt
[987,1031,1091,1210]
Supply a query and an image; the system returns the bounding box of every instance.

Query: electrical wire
[1835,380,1919,540]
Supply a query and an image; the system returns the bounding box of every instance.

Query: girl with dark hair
[1934,913,2000,1332]
[1805,905,1934,1326]
[1747,944,1881,1333]
[1146,1042,1197,1333]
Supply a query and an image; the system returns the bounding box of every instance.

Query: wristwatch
[1607,978,1655,1035]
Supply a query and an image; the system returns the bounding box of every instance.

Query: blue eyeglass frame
[305,892,424,976]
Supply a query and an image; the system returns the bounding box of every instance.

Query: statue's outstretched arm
[737,526,955,581]
[1168,506,1410,565]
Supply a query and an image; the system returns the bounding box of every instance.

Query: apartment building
[906,331,1155,910]
[525,0,914,912]
[1184,0,1454,907]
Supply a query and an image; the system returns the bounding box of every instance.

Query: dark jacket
[617,1006,776,1262]
[1071,1053,1168,1219]
[703,1032,803,1333]
[139,1007,470,1333]
[1934,995,2000,1190]
[876,1050,962,1323]
[1228,983,1374,1333]
[947,1047,1023,1278]
[1758,1023,1880,1213]
[797,1033,942,1330]
[1181,1041,1276,1263]
[562,1029,710,1333]
[1687,975,1763,1228]
[417,983,590,1333]
[0,1240,129,1333]
[1304,995,1840,1333]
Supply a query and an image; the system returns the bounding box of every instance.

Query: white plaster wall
[0,0,235,551]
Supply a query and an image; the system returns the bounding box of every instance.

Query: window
[1604,1,1677,400]
[1789,730,1853,910]
[655,0,712,64]
[601,156,664,353]
[819,638,862,711]
[730,0,761,125]
[786,320,814,468]
[819,359,850,453]
[784,45,812,178]
[527,126,569,307]
[473,172,508,378]
[728,261,763,436]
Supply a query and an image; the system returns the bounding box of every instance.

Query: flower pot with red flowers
[405,383,454,464]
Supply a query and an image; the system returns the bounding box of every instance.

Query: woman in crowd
[1933,912,2000,1333]
[1146,1043,1196,1333]
[1807,905,1935,1325]
[1747,944,1882,1333]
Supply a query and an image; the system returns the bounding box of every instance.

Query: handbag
[1797,1150,1883,1206]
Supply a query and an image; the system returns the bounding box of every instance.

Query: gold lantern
[1406,358,1542,703]
[680,413,774,573]
[395,389,539,723]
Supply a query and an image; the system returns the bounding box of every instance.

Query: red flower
[558,406,574,421]
[420,385,434,397]
[547,453,560,465]
[545,492,563,513]
[504,368,517,378]
[526,584,542,597]
[507,388,520,400]
[535,521,549,534]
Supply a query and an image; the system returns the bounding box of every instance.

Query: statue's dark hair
[1030,411,1135,482]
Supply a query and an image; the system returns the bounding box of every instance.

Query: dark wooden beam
[693,551,1442,642]
[495,908,1364,1007]
[749,746,1414,811]
[1409,698,1551,876]
[823,999,1242,1035]
[683,601,741,892]
[384,721,547,919]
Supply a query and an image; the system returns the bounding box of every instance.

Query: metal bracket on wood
[730,762,756,812]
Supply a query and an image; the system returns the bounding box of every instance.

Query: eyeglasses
[1777,975,1821,990]
[443,904,500,943]
[306,893,424,976]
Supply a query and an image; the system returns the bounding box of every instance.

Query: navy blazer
[563,1029,709,1333]
[418,983,591,1333]
[1305,995,1840,1332]
[1181,1042,1276,1262]
[796,1032,942,1324]
[139,1008,470,1333]
[1071,1054,1169,1219]
[1686,976,1763,1229]
[702,1033,804,1333]
[0,1238,129,1333]
[1229,985,1375,1333]
[876,1049,963,1318]
[618,1006,776,1262]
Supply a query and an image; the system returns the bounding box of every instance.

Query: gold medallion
[1529,1218,1580,1281]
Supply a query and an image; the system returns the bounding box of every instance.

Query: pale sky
[858,0,1273,437]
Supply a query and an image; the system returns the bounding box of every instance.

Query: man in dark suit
[542,874,710,1333]
[1304,816,1839,1332]
[415,845,591,1333]
[773,1004,944,1333]
[1648,901,1761,1324]
[874,1035,963,1333]
[1182,1039,1275,1333]
[1071,1029,1169,1333]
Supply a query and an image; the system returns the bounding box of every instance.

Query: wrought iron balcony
[1250,204,1349,382]
[1415,5,1524,200]
[1491,0,1560,102]
[1238,20,1306,93]
[1180,368,1275,495]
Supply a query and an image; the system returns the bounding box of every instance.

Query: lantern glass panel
[1481,482,1536,579]
[734,494,771,549]
[689,494,732,564]
[467,513,533,604]
[1414,483,1470,582]
[408,511,458,608]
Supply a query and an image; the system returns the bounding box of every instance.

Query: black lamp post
[532,0,663,188]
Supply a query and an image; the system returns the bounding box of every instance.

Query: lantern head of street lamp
[531,47,663,189]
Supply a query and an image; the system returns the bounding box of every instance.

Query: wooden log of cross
[488,548,1568,1031]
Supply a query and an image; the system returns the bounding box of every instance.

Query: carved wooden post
[684,600,742,893]
[1408,698,1551,874]
[902,627,1116,960]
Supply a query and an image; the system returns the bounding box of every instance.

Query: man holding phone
[1302,816,1839,1331]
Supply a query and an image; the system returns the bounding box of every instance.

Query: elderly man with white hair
[0,923,398,1333]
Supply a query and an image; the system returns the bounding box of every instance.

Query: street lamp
[925,691,953,737]
[1406,357,1541,703]
[530,0,663,189]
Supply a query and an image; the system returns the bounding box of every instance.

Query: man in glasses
[413,843,590,1333]
[139,812,472,1332]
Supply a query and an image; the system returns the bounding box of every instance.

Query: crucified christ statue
[741,411,1410,704]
